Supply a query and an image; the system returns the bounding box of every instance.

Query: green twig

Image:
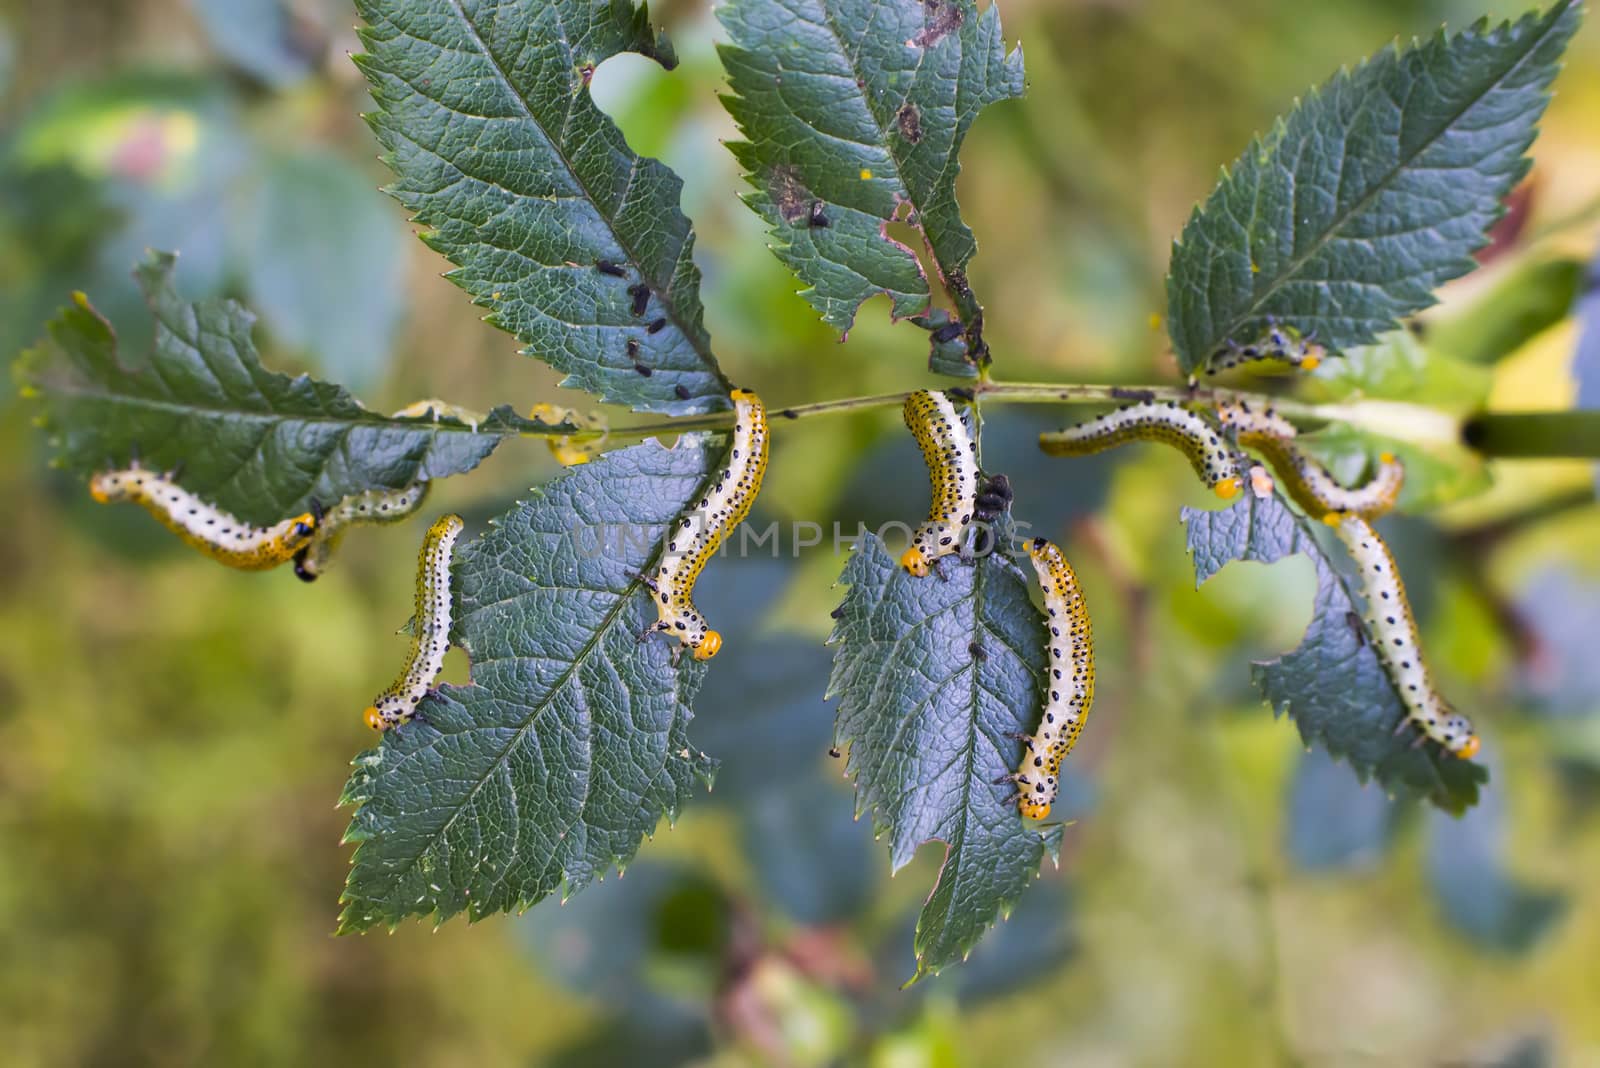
[1462,411,1600,458]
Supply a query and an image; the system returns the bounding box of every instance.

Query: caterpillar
[1208,321,1324,374]
[902,389,981,576]
[1216,401,1404,520]
[1330,515,1479,759]
[364,513,464,731]
[293,483,431,582]
[1011,537,1095,821]
[1039,401,1243,499]
[90,464,317,571]
[391,398,486,433]
[642,388,769,660]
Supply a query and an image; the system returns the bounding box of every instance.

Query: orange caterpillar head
[89,469,133,504]
[1214,476,1243,500]
[363,706,386,731]
[1456,735,1481,760]
[1017,795,1052,821]
[277,513,319,552]
[900,546,931,577]
[692,630,723,660]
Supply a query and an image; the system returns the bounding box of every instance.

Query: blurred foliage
[5,0,1600,1065]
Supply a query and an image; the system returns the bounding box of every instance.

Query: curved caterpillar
[1216,401,1404,520]
[365,513,464,731]
[1330,515,1479,759]
[1011,537,1095,821]
[902,389,981,576]
[1208,321,1324,374]
[643,388,769,660]
[293,483,431,582]
[90,464,316,570]
[1039,402,1243,499]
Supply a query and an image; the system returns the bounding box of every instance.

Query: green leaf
[339,439,718,931]
[1167,2,1581,374]
[827,532,1062,980]
[1183,494,1487,813]
[16,251,548,524]
[354,0,729,415]
[1429,256,1584,367]
[718,0,1023,350]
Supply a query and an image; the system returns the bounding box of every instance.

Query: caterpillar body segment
[1012,537,1095,821]
[1256,440,1404,522]
[89,464,316,571]
[365,513,464,731]
[902,389,981,576]
[1039,402,1242,500]
[1216,400,1404,520]
[1207,321,1324,375]
[1330,515,1479,759]
[644,389,769,660]
[293,483,431,581]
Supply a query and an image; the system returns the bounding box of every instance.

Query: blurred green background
[4,0,1600,1064]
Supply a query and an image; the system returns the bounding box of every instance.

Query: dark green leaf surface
[17,251,535,524]
[1184,494,1486,812]
[1167,2,1580,374]
[827,532,1062,980]
[718,0,1023,342]
[355,0,728,414]
[339,439,718,931]
[1430,256,1583,367]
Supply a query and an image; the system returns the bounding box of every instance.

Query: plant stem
[587,380,1463,447]
[1461,411,1600,458]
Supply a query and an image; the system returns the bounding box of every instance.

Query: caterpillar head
[89,469,134,503]
[1015,772,1055,820]
[1214,476,1243,500]
[693,630,723,660]
[280,513,318,552]
[1441,713,1480,759]
[900,545,931,577]
[363,706,386,731]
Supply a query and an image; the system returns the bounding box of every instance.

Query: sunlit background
[4,0,1600,1064]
